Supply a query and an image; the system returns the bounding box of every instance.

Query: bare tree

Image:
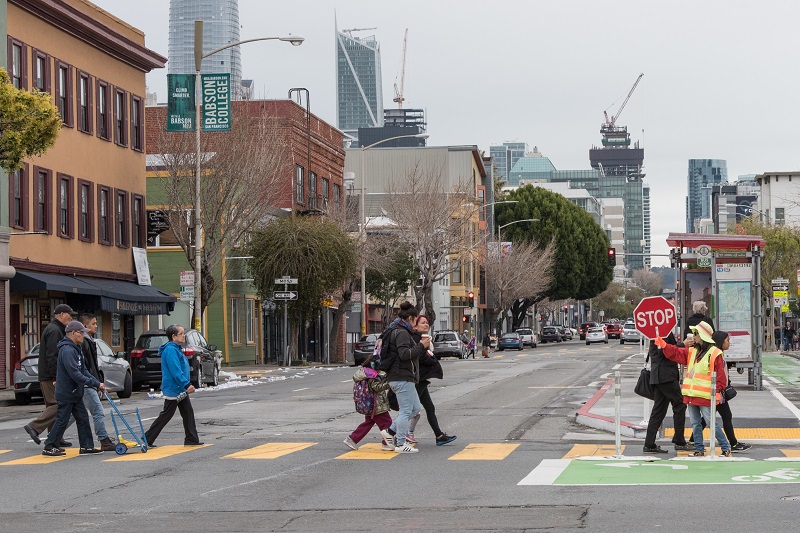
[630,268,664,296]
[482,239,556,333]
[382,162,477,323]
[149,108,290,314]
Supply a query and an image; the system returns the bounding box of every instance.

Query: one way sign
[274,291,298,300]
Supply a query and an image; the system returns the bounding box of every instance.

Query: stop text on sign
[635,308,675,329]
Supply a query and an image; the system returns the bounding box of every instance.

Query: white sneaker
[381,441,394,451]
[380,429,395,447]
[343,436,358,450]
[394,443,419,453]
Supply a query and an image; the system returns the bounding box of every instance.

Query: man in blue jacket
[42,321,106,456]
[144,324,202,447]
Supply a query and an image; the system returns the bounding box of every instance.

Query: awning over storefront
[10,271,102,295]
[77,277,176,315]
[10,271,176,315]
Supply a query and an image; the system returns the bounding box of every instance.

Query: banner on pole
[201,73,231,131]
[166,74,195,131]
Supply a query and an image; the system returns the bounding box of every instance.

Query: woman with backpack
[379,301,428,454]
[344,358,394,451]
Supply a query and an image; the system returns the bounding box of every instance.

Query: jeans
[43,399,94,450]
[83,387,109,440]
[687,403,730,452]
[388,381,420,446]
[784,337,792,351]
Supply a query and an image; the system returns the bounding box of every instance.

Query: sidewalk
[576,351,800,442]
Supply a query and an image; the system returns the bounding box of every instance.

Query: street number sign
[633,296,677,339]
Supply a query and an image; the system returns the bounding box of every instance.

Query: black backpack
[368,326,399,372]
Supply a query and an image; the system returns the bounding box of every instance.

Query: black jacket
[684,313,715,337]
[413,331,443,384]
[81,337,101,382]
[648,337,681,385]
[384,326,424,383]
[38,319,67,382]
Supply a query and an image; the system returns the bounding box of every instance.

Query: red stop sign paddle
[633,296,677,339]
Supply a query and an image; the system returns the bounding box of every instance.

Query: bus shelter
[667,233,766,390]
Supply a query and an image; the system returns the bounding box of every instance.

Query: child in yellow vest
[654,321,731,457]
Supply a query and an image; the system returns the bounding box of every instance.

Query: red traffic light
[467,291,474,299]
[462,315,468,322]
[563,305,568,311]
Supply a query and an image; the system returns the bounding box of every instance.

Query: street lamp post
[358,133,428,336]
[497,218,539,245]
[726,203,770,223]
[192,21,303,332]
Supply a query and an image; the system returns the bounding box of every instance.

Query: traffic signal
[467,291,475,307]
[607,248,616,267]
[563,305,568,312]
[462,315,470,323]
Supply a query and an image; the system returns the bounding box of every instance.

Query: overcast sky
[91,0,800,267]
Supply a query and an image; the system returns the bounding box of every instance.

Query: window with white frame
[231,297,240,344]
[246,299,255,344]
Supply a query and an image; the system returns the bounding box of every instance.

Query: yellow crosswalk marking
[222,442,315,460]
[676,447,722,457]
[0,450,10,455]
[492,355,503,359]
[104,444,211,461]
[562,444,624,459]
[448,443,519,460]
[1,448,80,465]
[336,443,396,460]
[666,428,800,439]
[780,449,800,457]
[515,354,528,357]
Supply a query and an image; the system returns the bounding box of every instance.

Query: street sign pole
[274,276,298,367]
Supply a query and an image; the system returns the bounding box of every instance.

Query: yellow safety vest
[681,346,723,403]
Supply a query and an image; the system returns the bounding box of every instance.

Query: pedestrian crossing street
[0,441,522,465]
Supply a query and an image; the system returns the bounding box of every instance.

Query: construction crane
[340,27,377,39]
[393,29,408,109]
[603,73,644,128]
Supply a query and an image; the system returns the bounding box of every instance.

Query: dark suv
[540,326,563,343]
[129,329,221,390]
[579,322,600,340]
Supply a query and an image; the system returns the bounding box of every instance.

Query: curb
[575,379,647,439]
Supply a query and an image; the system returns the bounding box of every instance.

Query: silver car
[13,340,133,404]
[620,323,642,345]
[585,326,609,345]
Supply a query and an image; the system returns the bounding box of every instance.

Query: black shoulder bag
[634,352,655,400]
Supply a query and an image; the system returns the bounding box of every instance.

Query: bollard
[709,370,717,458]
[614,371,622,456]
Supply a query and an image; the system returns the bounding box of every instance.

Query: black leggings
[416,382,443,437]
[689,401,738,446]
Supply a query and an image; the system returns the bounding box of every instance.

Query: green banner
[166,74,195,132]
[201,73,231,132]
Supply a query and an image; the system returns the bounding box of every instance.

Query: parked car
[579,322,599,340]
[515,328,537,348]
[540,326,563,343]
[620,323,642,345]
[129,329,221,390]
[605,322,622,339]
[497,332,524,351]
[585,326,609,345]
[13,339,133,405]
[353,334,379,366]
[559,326,573,341]
[432,330,465,359]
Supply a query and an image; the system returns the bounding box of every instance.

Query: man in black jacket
[684,300,715,337]
[643,332,692,454]
[23,304,75,447]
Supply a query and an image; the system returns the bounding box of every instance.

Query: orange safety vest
[681,345,724,403]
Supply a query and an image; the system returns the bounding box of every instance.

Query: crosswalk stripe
[336,443,396,460]
[104,444,212,462]
[1,448,80,465]
[780,449,800,457]
[492,355,503,358]
[0,450,10,455]
[562,444,624,459]
[222,442,315,460]
[665,428,800,439]
[448,443,519,461]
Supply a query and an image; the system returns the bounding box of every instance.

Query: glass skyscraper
[490,142,528,183]
[168,0,242,98]
[685,159,728,232]
[336,27,383,140]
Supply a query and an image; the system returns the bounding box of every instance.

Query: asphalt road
[2,341,800,532]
